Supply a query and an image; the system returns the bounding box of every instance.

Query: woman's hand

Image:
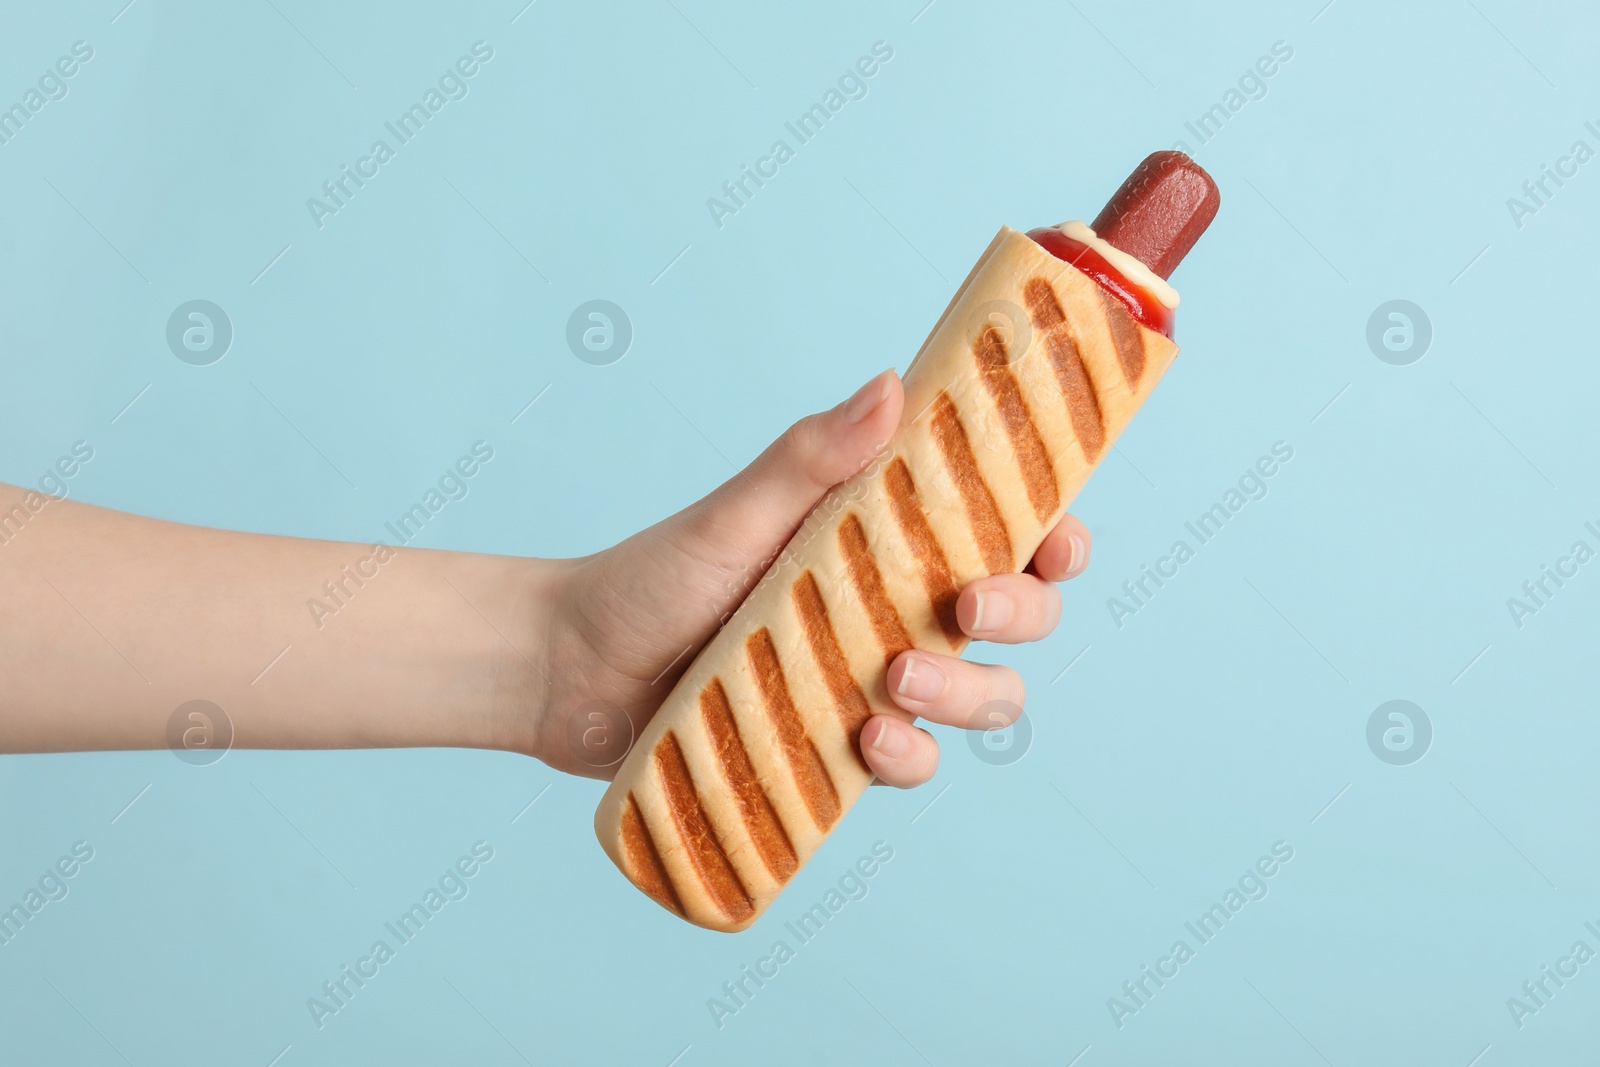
[0,369,1086,770]
[527,369,1091,785]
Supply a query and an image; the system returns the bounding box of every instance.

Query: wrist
[512,553,628,780]
[471,553,569,760]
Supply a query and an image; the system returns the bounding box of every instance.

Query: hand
[528,369,1091,785]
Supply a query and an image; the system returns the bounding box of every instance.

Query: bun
[595,227,1181,931]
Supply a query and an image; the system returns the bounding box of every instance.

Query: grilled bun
[595,227,1181,931]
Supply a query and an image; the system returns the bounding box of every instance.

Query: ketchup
[1026,227,1174,339]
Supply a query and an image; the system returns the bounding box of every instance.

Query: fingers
[944,512,1089,645]
[867,652,1026,787]
[860,714,939,788]
[864,508,1077,787]
[885,650,1025,730]
[956,572,1062,645]
[1029,512,1091,582]
[677,369,903,559]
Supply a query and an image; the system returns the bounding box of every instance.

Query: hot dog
[595,152,1220,932]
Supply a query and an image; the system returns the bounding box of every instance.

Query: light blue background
[2,1,1597,1063]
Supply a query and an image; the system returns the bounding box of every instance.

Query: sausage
[1090,150,1221,280]
[1027,152,1219,338]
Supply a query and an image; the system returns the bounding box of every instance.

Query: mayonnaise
[1057,220,1180,310]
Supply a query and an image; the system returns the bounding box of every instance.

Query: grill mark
[699,679,797,881]
[883,458,962,646]
[1024,277,1066,329]
[745,629,842,831]
[1095,287,1146,386]
[654,731,753,923]
[1024,278,1106,461]
[838,512,917,669]
[621,793,684,917]
[929,392,1013,574]
[791,570,872,767]
[1044,330,1107,461]
[974,326,1061,522]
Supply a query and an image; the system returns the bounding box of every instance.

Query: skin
[0,370,1090,788]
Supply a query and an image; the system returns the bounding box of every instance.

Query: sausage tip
[1089,151,1220,280]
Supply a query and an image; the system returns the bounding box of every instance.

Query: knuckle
[954,667,991,713]
[975,669,1025,727]
[913,734,940,783]
[974,701,1020,731]
[775,417,815,464]
[777,415,833,488]
[1009,669,1028,707]
[1037,580,1063,631]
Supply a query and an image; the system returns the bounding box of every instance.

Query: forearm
[0,483,556,756]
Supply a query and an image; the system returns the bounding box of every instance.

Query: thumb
[673,368,904,574]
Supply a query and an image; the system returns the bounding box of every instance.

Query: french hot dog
[595,151,1220,932]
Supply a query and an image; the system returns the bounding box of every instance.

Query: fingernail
[870,720,909,759]
[896,655,946,703]
[969,589,1014,635]
[1065,532,1088,578]
[842,370,891,425]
